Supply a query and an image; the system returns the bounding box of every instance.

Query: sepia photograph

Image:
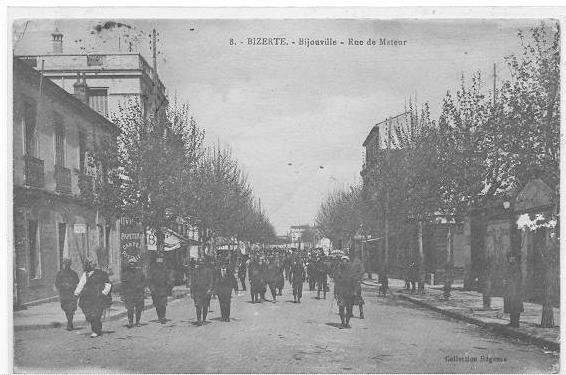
[8,7,562,373]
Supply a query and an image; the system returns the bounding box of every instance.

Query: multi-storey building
[13,58,121,306]
[16,28,167,119]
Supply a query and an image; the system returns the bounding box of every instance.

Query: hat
[341,255,350,261]
[156,257,164,263]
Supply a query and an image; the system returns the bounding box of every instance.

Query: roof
[362,112,411,147]
[14,57,120,135]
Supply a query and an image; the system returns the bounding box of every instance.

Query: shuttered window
[88,88,108,116]
[24,101,37,157]
[55,123,65,167]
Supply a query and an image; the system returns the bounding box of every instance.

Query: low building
[13,58,121,306]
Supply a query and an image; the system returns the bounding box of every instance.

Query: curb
[395,293,559,352]
[14,290,190,332]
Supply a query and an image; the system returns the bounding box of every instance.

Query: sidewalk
[362,275,560,352]
[14,285,190,332]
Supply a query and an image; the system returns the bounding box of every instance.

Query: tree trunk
[417,220,425,294]
[443,224,453,299]
[540,239,555,328]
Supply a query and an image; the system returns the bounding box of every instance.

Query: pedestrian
[266,257,279,301]
[504,252,523,328]
[352,256,365,319]
[275,257,285,296]
[316,256,329,300]
[248,257,261,303]
[307,257,317,291]
[148,256,172,324]
[191,257,214,325]
[121,257,146,328]
[55,257,79,331]
[214,260,238,322]
[334,255,356,328]
[258,257,268,301]
[74,258,112,338]
[289,257,305,303]
[238,255,248,291]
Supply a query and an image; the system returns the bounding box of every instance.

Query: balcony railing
[24,155,44,188]
[55,165,72,195]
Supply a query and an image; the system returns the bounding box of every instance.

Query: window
[87,55,105,66]
[58,223,67,270]
[24,101,37,157]
[55,123,65,167]
[78,131,87,171]
[28,220,40,279]
[88,88,108,116]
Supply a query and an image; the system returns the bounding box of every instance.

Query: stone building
[16,28,167,119]
[13,58,121,306]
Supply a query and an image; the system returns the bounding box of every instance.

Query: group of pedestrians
[54,250,368,338]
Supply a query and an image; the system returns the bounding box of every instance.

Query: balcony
[24,155,44,188]
[55,165,72,195]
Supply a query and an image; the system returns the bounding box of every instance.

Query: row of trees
[85,98,275,256]
[316,23,559,326]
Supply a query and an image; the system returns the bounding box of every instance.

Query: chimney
[73,73,88,105]
[51,28,63,54]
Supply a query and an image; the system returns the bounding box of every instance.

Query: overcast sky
[13,18,543,234]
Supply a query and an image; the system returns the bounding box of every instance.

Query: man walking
[191,258,215,325]
[238,255,248,291]
[266,257,279,301]
[316,256,329,300]
[290,257,305,303]
[55,257,79,331]
[352,256,365,319]
[74,258,112,338]
[148,256,172,324]
[121,257,146,328]
[215,260,238,322]
[334,255,356,328]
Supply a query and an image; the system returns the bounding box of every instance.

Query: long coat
[78,269,110,321]
[148,263,172,297]
[289,262,305,285]
[55,268,79,312]
[191,265,215,305]
[334,263,357,306]
[214,268,238,299]
[121,267,146,305]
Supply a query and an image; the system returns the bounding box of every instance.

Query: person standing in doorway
[55,257,79,331]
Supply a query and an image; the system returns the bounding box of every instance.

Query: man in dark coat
[334,256,356,328]
[214,261,238,321]
[191,258,215,325]
[307,258,317,291]
[55,257,79,331]
[504,253,524,328]
[258,257,268,301]
[266,257,280,301]
[248,257,261,303]
[238,256,248,291]
[352,257,365,319]
[315,257,329,300]
[74,258,112,338]
[289,258,305,303]
[275,257,285,296]
[121,257,146,328]
[148,256,172,324]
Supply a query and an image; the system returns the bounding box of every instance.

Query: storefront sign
[120,217,143,260]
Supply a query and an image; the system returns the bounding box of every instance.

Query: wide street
[14,281,558,373]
